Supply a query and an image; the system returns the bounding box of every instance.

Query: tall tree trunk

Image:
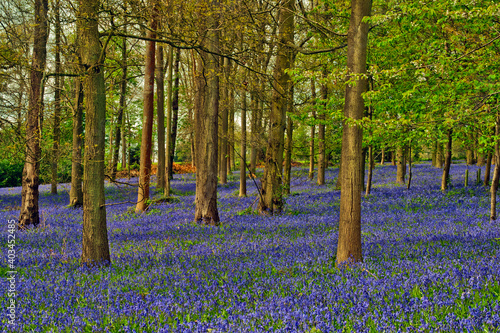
[365,145,374,195]
[19,0,49,228]
[259,0,294,215]
[51,0,62,195]
[194,2,220,225]
[169,48,181,179]
[380,148,385,165]
[308,80,316,180]
[156,43,165,190]
[250,92,258,176]
[485,153,492,186]
[407,145,413,190]
[491,115,500,220]
[336,0,371,267]
[441,129,453,192]
[164,45,174,197]
[317,81,327,186]
[239,90,247,197]
[229,89,236,172]
[436,142,444,168]
[78,0,110,265]
[69,75,84,207]
[284,115,293,195]
[136,7,157,213]
[391,150,396,166]
[396,146,406,183]
[219,58,229,184]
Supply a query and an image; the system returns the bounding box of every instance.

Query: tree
[136,5,158,213]
[19,0,49,228]
[240,89,247,197]
[194,0,220,225]
[336,0,371,266]
[259,0,294,215]
[78,0,110,265]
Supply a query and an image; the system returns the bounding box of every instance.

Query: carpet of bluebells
[1,162,500,332]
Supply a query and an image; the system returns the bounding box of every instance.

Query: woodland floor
[1,162,499,332]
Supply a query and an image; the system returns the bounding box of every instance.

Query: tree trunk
[194,2,220,225]
[317,80,327,186]
[78,0,110,265]
[19,0,49,228]
[380,148,385,165]
[485,153,492,186]
[164,46,174,197]
[219,57,229,184]
[284,115,293,195]
[111,33,128,181]
[436,142,444,168]
[69,75,84,207]
[309,81,316,180]
[229,88,236,172]
[250,92,258,176]
[396,146,406,183]
[169,48,181,180]
[441,129,453,192]
[259,0,294,215]
[365,145,373,195]
[239,90,247,197]
[156,43,165,191]
[336,0,371,267]
[491,116,500,220]
[51,0,62,195]
[136,8,157,213]
[407,145,413,190]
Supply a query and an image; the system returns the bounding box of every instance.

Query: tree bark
[259,0,294,215]
[69,75,84,207]
[164,45,174,197]
[51,0,62,195]
[19,0,49,228]
[78,0,110,265]
[485,153,492,186]
[169,48,181,179]
[308,80,316,180]
[250,92,258,175]
[441,129,453,192]
[491,116,500,220]
[284,115,293,195]
[365,145,373,195]
[317,80,327,186]
[239,90,247,197]
[396,146,406,183]
[136,7,157,213]
[219,57,229,184]
[194,2,220,225]
[156,43,165,191]
[229,88,236,172]
[380,148,385,165]
[336,0,371,267]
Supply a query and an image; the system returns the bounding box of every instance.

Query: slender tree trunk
[78,0,110,265]
[407,145,413,190]
[136,8,157,213]
[491,116,500,220]
[156,43,165,191]
[169,48,181,179]
[250,92,258,175]
[441,129,453,192]
[284,115,293,195]
[365,145,373,195]
[259,0,294,215]
[396,146,406,183]
[69,76,84,207]
[239,90,247,197]
[229,89,236,172]
[19,0,49,228]
[51,0,62,195]
[317,80,327,186]
[380,148,385,165]
[485,153,492,186]
[309,81,316,180]
[391,151,396,166]
[194,2,220,225]
[436,142,444,168]
[336,0,371,267]
[164,45,174,197]
[219,57,229,184]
